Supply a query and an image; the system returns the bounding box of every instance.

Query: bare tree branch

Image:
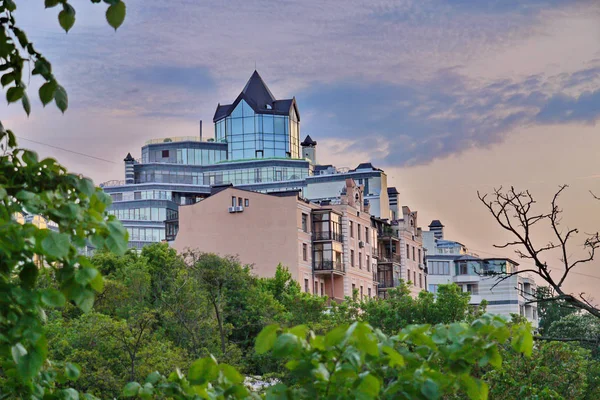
[479,185,600,320]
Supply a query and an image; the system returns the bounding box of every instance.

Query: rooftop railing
[144,136,227,145]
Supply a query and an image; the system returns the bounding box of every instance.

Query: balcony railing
[377,279,396,289]
[312,231,344,242]
[313,261,345,273]
[378,254,401,264]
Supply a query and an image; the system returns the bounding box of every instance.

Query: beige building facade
[173,180,378,302]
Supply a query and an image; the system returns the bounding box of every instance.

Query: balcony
[377,279,397,289]
[313,261,345,273]
[312,231,344,242]
[378,254,401,264]
[453,274,481,283]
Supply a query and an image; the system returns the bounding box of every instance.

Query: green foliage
[485,341,592,399]
[0,0,126,115]
[131,315,534,399]
[359,282,476,334]
[0,124,128,397]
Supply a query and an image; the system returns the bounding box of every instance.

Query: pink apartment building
[173,179,378,302]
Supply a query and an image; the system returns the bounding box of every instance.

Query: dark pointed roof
[124,153,134,162]
[301,135,317,147]
[429,220,444,228]
[350,162,383,172]
[242,70,276,109]
[213,71,299,122]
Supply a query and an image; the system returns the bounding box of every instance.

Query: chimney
[199,120,203,140]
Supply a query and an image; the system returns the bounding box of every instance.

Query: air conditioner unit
[234,206,244,212]
[359,241,365,248]
[228,207,236,213]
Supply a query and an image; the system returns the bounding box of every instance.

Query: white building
[423,221,538,326]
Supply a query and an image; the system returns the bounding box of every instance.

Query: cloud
[298,65,600,167]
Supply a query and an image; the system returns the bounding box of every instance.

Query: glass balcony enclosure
[312,211,343,242]
[313,241,344,272]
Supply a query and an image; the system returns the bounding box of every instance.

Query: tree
[478,186,600,324]
[360,282,475,335]
[0,3,128,396]
[125,314,535,399]
[485,341,592,399]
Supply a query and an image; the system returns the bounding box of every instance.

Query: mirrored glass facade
[215,100,300,161]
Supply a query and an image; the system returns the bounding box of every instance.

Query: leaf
[1,73,14,87]
[7,86,24,103]
[272,333,300,357]
[122,382,141,397]
[41,288,66,307]
[325,325,347,348]
[145,371,161,385]
[75,267,99,285]
[59,4,76,32]
[45,0,60,7]
[220,364,244,384]
[19,262,38,289]
[54,84,68,113]
[65,362,81,381]
[461,376,489,400]
[188,357,218,385]
[255,324,278,354]
[106,1,126,30]
[421,379,440,400]
[60,388,79,400]
[356,373,380,400]
[42,230,71,259]
[511,325,533,357]
[89,272,104,292]
[22,92,31,116]
[39,80,57,106]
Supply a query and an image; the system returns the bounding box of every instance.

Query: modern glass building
[101,71,391,248]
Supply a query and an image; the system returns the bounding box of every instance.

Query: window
[406,244,410,258]
[419,273,422,288]
[320,282,324,296]
[244,198,249,207]
[358,224,362,240]
[413,271,417,286]
[302,213,308,232]
[407,269,411,282]
[366,255,370,272]
[238,197,243,207]
[430,261,451,275]
[418,249,421,263]
[533,309,537,320]
[519,305,524,316]
[428,284,438,294]
[161,150,169,158]
[360,286,364,299]
[518,282,523,294]
[350,221,354,238]
[351,250,355,267]
[412,246,416,261]
[231,196,236,207]
[359,252,362,269]
[368,287,372,298]
[352,283,356,294]
[365,227,369,243]
[304,279,309,293]
[134,191,141,200]
[302,243,308,261]
[466,284,478,294]
[314,281,318,295]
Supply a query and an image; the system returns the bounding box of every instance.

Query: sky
[2,0,600,299]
